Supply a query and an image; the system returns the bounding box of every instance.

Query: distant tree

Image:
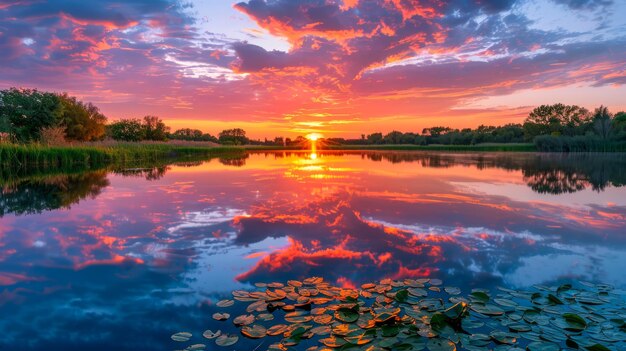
[274,137,285,146]
[613,111,626,141]
[592,105,612,140]
[218,128,248,145]
[107,119,146,141]
[422,126,452,136]
[523,104,591,140]
[57,93,107,141]
[383,131,404,144]
[171,128,203,140]
[0,88,63,142]
[142,115,169,141]
[169,128,217,142]
[367,132,383,144]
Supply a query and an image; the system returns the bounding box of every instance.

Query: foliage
[523,104,592,139]
[39,127,68,146]
[172,277,625,351]
[142,115,170,141]
[0,143,245,169]
[0,88,63,142]
[613,111,626,141]
[219,128,249,145]
[57,93,107,141]
[107,119,146,141]
[533,135,626,152]
[592,105,612,140]
[169,128,218,142]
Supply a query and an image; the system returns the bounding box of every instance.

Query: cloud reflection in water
[0,151,625,350]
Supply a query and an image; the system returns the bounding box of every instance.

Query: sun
[306,133,323,141]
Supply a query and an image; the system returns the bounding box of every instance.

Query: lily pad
[212,313,230,321]
[216,299,234,308]
[171,332,192,342]
[202,330,221,339]
[215,334,238,347]
[241,324,267,339]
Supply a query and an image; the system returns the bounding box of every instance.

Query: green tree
[142,115,169,141]
[383,131,404,144]
[0,88,63,142]
[57,93,107,141]
[612,111,626,141]
[107,119,146,141]
[171,128,203,140]
[170,128,218,142]
[367,132,383,144]
[523,104,591,140]
[218,128,248,145]
[592,105,612,140]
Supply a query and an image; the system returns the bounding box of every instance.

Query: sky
[0,0,625,138]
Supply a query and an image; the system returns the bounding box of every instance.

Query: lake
[1,151,625,350]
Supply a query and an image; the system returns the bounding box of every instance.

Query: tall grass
[534,135,626,152]
[0,143,245,169]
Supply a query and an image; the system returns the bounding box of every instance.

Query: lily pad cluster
[171,278,626,351]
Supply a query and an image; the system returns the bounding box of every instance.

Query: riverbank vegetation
[2,87,625,153]
[0,143,244,169]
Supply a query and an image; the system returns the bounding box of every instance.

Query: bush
[39,127,68,146]
[107,119,146,141]
[534,135,626,152]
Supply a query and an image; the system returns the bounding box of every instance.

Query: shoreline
[3,142,626,170]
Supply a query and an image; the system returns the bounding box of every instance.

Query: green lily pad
[335,307,359,323]
[171,332,192,342]
[215,334,238,347]
[241,324,267,339]
[216,299,234,308]
[526,341,559,351]
[427,338,456,351]
[202,330,221,339]
[212,313,230,321]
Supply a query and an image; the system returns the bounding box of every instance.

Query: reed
[0,143,245,169]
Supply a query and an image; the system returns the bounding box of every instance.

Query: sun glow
[306,133,323,141]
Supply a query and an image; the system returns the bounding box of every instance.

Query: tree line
[2,88,625,149]
[0,88,242,145]
[326,104,625,148]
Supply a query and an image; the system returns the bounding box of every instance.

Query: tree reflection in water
[268,151,626,195]
[0,156,246,216]
[1,152,624,217]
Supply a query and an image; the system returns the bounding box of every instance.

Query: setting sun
[306,133,323,141]
[1,1,625,350]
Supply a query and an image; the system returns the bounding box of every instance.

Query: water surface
[1,151,625,350]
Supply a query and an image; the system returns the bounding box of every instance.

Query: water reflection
[0,171,110,216]
[0,151,625,350]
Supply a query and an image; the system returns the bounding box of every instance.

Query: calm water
[1,151,625,350]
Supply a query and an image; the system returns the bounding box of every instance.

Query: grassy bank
[0,143,245,169]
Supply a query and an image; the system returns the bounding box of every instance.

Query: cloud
[0,0,624,135]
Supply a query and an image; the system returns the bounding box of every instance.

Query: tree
[172,128,203,140]
[523,104,591,140]
[367,132,383,144]
[170,128,218,142]
[218,128,248,145]
[382,131,402,144]
[57,93,107,141]
[142,115,169,141]
[107,119,146,141]
[592,105,612,140]
[0,88,63,142]
[613,111,626,141]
